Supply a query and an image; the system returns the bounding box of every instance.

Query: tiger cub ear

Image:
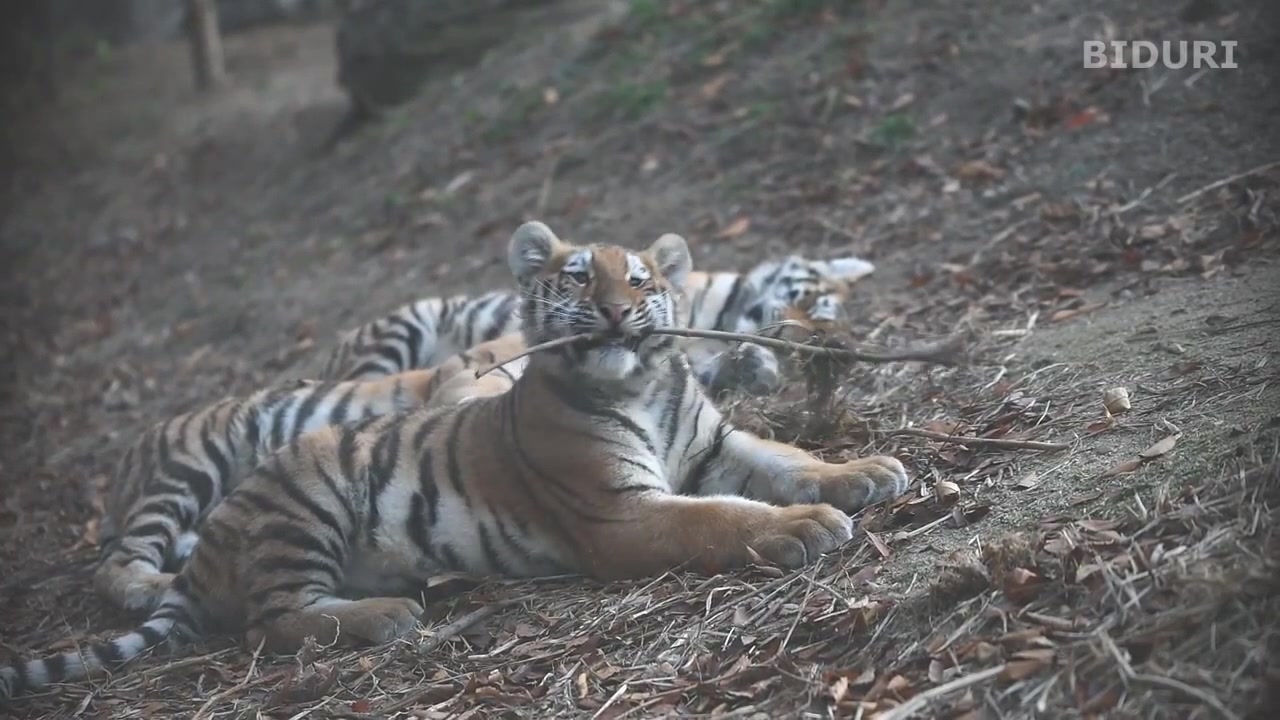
[508,221,566,284]
[647,233,692,289]
[814,256,875,282]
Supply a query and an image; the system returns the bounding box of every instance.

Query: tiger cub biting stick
[0,223,905,698]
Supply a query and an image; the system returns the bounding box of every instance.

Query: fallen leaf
[1085,416,1116,434]
[999,658,1047,681]
[1063,107,1099,130]
[934,480,961,506]
[1050,302,1107,323]
[716,216,751,239]
[1012,473,1040,490]
[954,160,1005,181]
[1102,387,1131,415]
[543,87,559,105]
[700,74,729,100]
[1003,567,1043,604]
[864,529,892,558]
[1103,458,1142,477]
[1138,434,1179,459]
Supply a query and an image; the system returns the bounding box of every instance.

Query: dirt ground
[2,0,1278,718]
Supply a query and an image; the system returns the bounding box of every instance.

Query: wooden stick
[889,427,1068,452]
[473,334,596,378]
[877,664,1007,720]
[1176,160,1280,204]
[647,327,967,365]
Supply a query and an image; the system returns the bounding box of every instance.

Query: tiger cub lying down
[321,244,876,395]
[0,223,907,698]
[93,335,525,616]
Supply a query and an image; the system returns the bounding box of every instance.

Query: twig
[889,427,1068,452]
[1176,160,1280,204]
[474,328,966,379]
[416,602,510,655]
[647,327,967,365]
[592,682,629,720]
[877,664,1007,720]
[1131,672,1242,720]
[192,637,266,720]
[473,334,595,377]
[371,602,514,714]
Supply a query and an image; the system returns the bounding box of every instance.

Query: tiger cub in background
[0,222,907,699]
[94,334,526,615]
[320,248,876,396]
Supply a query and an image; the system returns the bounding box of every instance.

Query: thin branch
[1176,160,1280,204]
[877,664,1007,720]
[889,427,1068,452]
[1131,673,1242,720]
[647,327,967,365]
[192,637,266,720]
[373,602,516,714]
[473,334,595,378]
[473,327,966,379]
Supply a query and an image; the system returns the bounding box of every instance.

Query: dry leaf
[1139,434,1179,459]
[1003,567,1043,604]
[716,216,751,239]
[700,74,729,100]
[1063,107,1099,130]
[934,480,961,506]
[543,87,559,105]
[1050,302,1107,323]
[864,529,892,558]
[1103,458,1142,477]
[1086,416,1116,434]
[1102,387,1131,415]
[1014,473,1040,490]
[999,658,1046,681]
[954,160,1005,181]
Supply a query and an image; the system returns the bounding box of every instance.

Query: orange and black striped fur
[320,250,877,396]
[93,334,526,616]
[0,222,907,699]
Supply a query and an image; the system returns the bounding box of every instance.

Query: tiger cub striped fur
[320,250,876,395]
[93,333,526,615]
[0,223,906,699]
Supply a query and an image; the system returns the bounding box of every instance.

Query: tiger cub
[319,249,875,396]
[0,223,906,698]
[93,333,526,615]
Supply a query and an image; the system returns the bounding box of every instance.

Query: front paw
[816,456,910,513]
[715,344,782,396]
[750,504,853,568]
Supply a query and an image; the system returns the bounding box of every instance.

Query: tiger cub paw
[715,344,782,396]
[337,597,425,646]
[750,504,853,568]
[816,456,909,513]
[123,573,176,614]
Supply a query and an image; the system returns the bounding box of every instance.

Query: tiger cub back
[95,333,526,614]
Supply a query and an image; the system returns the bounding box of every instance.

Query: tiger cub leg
[95,511,206,614]
[707,432,909,514]
[237,434,424,654]
[583,493,854,580]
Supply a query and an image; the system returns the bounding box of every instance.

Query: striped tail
[0,584,202,699]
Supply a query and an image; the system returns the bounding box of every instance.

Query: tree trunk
[185,0,227,90]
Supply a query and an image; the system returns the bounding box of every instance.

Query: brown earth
[2,1,1278,718]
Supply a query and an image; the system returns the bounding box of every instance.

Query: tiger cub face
[740,255,876,335]
[508,222,692,382]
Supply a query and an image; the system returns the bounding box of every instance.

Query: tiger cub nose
[599,303,631,325]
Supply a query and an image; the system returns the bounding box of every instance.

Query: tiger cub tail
[0,581,204,699]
